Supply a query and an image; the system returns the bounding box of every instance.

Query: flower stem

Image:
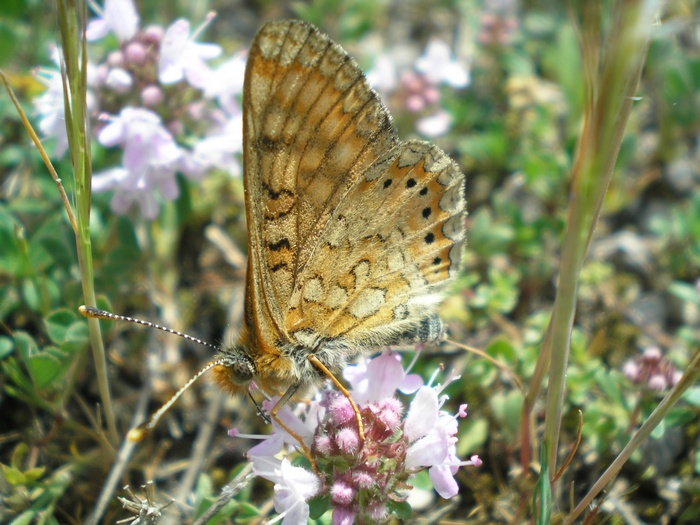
[55,0,118,444]
[523,0,660,476]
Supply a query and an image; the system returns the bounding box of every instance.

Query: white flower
[416,39,470,88]
[366,54,398,95]
[180,111,243,179]
[158,18,221,89]
[86,0,139,43]
[33,49,98,158]
[251,456,321,525]
[34,68,70,157]
[203,51,247,114]
[416,110,452,137]
[104,67,133,93]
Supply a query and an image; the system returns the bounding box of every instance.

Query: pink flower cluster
[34,0,244,219]
[232,351,480,524]
[366,39,470,138]
[623,346,682,393]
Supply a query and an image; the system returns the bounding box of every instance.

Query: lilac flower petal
[405,429,450,468]
[151,134,183,165]
[183,59,214,89]
[362,351,406,402]
[87,0,139,43]
[182,112,243,179]
[332,507,355,525]
[110,191,133,215]
[122,135,149,172]
[105,67,133,92]
[97,119,126,146]
[204,52,246,113]
[136,191,159,219]
[443,62,469,88]
[367,54,397,94]
[248,433,285,457]
[399,373,423,394]
[436,411,459,437]
[264,400,316,448]
[192,42,222,59]
[158,18,221,88]
[416,111,452,138]
[158,20,190,83]
[86,19,110,41]
[416,40,470,88]
[404,386,439,442]
[252,457,320,525]
[343,358,369,393]
[92,167,129,192]
[159,60,185,84]
[429,464,459,499]
[104,0,139,42]
[155,173,180,200]
[94,107,186,220]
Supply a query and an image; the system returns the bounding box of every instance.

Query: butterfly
[209,19,466,406]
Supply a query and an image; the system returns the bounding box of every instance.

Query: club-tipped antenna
[79,305,223,441]
[126,358,226,442]
[79,305,220,352]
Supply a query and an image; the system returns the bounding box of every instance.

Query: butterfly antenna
[78,305,223,441]
[127,358,226,442]
[79,305,219,351]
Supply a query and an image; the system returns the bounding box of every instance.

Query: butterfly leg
[307,355,365,443]
[268,384,319,473]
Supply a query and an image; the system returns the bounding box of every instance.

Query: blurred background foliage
[1,0,699,523]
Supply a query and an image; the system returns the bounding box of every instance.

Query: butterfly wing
[243,20,399,352]
[285,139,466,346]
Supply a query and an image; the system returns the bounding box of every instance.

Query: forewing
[242,20,398,346]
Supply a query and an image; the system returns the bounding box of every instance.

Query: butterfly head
[211,343,256,396]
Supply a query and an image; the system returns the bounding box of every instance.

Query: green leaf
[11,442,29,467]
[650,417,666,440]
[44,309,77,344]
[61,321,89,354]
[308,494,331,520]
[485,337,517,362]
[38,235,74,271]
[8,510,35,525]
[665,407,696,427]
[489,391,524,439]
[27,347,65,389]
[193,473,214,517]
[683,387,700,407]
[457,417,488,456]
[0,335,14,359]
[236,502,262,519]
[668,281,700,305]
[20,279,41,312]
[1,464,26,485]
[23,467,46,484]
[14,331,37,363]
[387,499,413,520]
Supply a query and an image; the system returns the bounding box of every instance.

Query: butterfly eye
[229,360,255,384]
[220,349,256,385]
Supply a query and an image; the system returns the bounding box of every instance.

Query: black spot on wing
[269,239,291,251]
